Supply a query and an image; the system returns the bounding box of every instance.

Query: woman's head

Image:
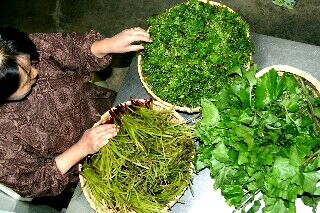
[0,27,39,103]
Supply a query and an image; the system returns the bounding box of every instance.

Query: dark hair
[0,26,39,103]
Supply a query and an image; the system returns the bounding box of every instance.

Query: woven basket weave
[138,0,247,113]
[79,99,192,213]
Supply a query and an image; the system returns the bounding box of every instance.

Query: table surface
[66,33,320,213]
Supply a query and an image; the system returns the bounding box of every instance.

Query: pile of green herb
[141,0,254,109]
[195,65,320,212]
[81,99,195,213]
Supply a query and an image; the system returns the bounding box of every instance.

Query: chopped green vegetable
[81,99,195,213]
[195,66,320,212]
[141,0,254,108]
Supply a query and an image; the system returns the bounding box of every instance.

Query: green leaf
[314,186,320,196]
[214,166,228,189]
[301,172,320,195]
[301,195,320,210]
[196,126,223,145]
[227,66,242,77]
[272,158,299,180]
[195,157,207,172]
[201,99,220,126]
[288,202,296,213]
[304,156,320,172]
[210,157,225,176]
[255,77,272,109]
[290,174,301,185]
[195,146,214,172]
[247,200,261,213]
[281,94,300,113]
[238,83,251,109]
[255,69,287,109]
[263,196,288,213]
[274,73,287,99]
[221,184,245,206]
[216,89,230,110]
[247,182,259,192]
[314,107,320,119]
[238,111,253,125]
[263,113,280,126]
[244,64,258,87]
[235,125,255,151]
[289,145,304,167]
[212,142,231,163]
[238,151,249,165]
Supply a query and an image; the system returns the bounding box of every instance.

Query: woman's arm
[0,124,118,197]
[55,124,119,175]
[30,27,151,72]
[30,30,112,72]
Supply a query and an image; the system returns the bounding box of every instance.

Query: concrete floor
[1,0,320,92]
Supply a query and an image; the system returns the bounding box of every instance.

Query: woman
[0,26,152,198]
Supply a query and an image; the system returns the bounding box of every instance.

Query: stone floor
[1,0,319,92]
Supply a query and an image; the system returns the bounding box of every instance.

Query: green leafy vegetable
[195,66,320,212]
[141,0,254,108]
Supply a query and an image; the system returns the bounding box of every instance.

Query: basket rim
[93,99,185,127]
[138,0,251,113]
[79,99,193,213]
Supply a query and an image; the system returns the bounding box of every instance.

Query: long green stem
[294,75,320,137]
[303,149,320,166]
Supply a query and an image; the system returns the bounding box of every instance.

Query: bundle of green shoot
[141,0,254,109]
[81,98,195,213]
[195,65,320,212]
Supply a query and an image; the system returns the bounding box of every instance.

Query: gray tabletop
[66,33,320,213]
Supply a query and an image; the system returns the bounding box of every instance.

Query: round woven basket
[79,99,193,213]
[138,0,251,113]
[256,65,320,94]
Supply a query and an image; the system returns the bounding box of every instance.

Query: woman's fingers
[125,27,152,43]
[90,124,119,141]
[131,34,152,43]
[99,128,119,147]
[94,27,152,55]
[91,125,119,150]
[130,29,151,38]
[131,27,143,31]
[92,124,118,134]
[98,128,119,140]
[125,44,145,52]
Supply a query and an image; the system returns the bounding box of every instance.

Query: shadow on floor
[30,182,78,212]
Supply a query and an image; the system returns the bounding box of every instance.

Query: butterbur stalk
[294,75,320,137]
[81,99,195,213]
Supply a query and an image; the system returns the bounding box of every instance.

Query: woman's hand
[91,27,152,58]
[55,124,119,175]
[78,124,119,155]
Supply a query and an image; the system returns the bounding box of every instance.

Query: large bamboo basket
[79,99,193,213]
[138,0,251,113]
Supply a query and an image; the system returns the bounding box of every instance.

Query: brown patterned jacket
[0,30,116,197]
